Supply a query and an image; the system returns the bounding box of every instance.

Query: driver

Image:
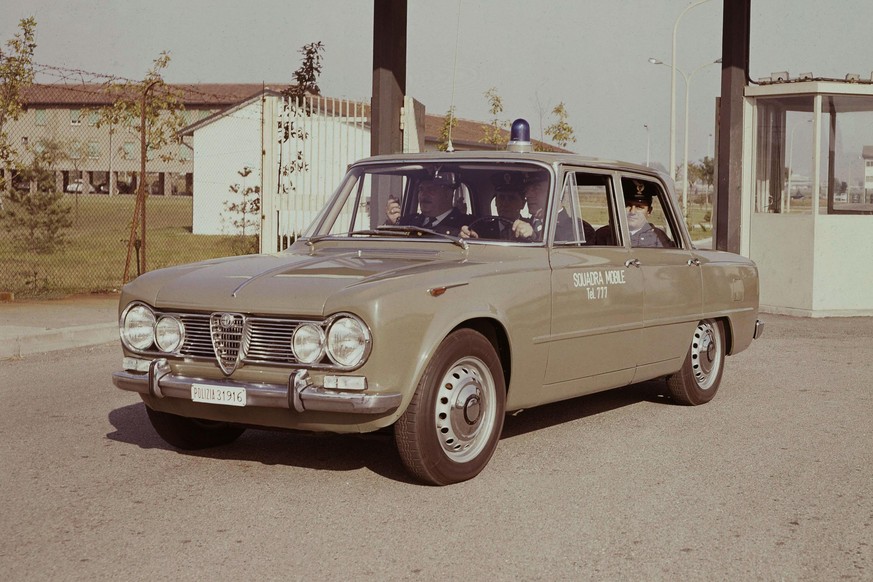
[515,174,595,243]
[466,172,534,241]
[397,173,471,237]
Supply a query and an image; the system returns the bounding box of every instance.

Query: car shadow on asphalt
[501,379,671,439]
[106,379,673,484]
[106,402,413,483]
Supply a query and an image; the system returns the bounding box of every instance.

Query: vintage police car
[112,120,763,485]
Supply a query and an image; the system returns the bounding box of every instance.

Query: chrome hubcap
[691,321,722,390]
[434,356,496,462]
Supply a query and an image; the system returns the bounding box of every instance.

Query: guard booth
[740,79,873,316]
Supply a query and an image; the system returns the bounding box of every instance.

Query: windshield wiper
[307,226,468,250]
[376,225,468,249]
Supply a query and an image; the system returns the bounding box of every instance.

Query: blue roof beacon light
[507,118,533,153]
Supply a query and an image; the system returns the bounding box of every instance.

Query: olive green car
[112,145,763,485]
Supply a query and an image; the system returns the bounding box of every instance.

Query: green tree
[279,41,326,182]
[0,17,36,182]
[437,106,458,152]
[283,41,324,100]
[224,166,261,255]
[1,138,73,254]
[96,51,185,281]
[543,102,576,149]
[480,87,508,149]
[700,156,715,189]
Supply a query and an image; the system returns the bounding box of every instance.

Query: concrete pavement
[0,293,120,359]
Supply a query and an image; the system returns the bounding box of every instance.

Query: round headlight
[122,304,156,351]
[292,323,325,365]
[155,316,184,353]
[326,316,370,368]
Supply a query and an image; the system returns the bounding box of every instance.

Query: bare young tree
[544,102,576,150]
[97,52,185,281]
[480,87,509,149]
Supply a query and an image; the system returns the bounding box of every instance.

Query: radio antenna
[446,0,462,152]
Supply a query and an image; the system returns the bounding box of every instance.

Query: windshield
[305,161,552,244]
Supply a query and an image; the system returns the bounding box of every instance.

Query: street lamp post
[649,57,720,216]
[668,0,716,181]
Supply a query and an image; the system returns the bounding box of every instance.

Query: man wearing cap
[467,172,535,241]
[596,180,672,247]
[396,175,471,237]
[624,181,673,248]
[515,174,595,243]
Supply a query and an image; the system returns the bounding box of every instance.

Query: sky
[2,0,872,171]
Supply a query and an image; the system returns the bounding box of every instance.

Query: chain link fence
[0,101,247,298]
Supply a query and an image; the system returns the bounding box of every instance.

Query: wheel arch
[451,317,512,392]
[717,316,735,355]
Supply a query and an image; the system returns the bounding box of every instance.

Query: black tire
[666,319,726,406]
[145,406,245,450]
[395,329,506,485]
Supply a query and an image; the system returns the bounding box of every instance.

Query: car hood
[124,246,469,317]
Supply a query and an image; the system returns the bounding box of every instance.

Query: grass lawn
[2,194,716,298]
[0,194,250,298]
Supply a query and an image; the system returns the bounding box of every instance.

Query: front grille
[169,312,310,367]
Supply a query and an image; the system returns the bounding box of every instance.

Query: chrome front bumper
[111,359,402,414]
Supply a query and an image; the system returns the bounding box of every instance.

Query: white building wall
[192,102,262,235]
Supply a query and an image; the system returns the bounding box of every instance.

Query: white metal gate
[259,95,370,252]
[259,94,423,253]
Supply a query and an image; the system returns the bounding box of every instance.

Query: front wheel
[666,319,726,405]
[145,406,245,450]
[395,329,506,485]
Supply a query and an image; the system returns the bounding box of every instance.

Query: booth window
[753,93,873,215]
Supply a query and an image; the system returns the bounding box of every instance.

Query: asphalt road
[1,315,871,581]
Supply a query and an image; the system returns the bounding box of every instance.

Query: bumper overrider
[111,359,402,414]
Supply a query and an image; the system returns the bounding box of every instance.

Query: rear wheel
[145,406,245,450]
[395,329,506,485]
[666,319,725,405]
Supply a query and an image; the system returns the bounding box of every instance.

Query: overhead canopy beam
[715,0,751,253]
[371,0,407,156]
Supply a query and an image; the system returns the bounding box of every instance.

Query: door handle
[687,258,701,266]
[624,258,641,268]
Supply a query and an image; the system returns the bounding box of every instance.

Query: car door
[617,174,703,382]
[545,169,643,399]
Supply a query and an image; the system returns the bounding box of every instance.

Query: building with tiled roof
[3,83,562,229]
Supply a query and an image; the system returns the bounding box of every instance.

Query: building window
[35,109,47,126]
[122,142,135,160]
[69,141,82,160]
[88,111,99,126]
[179,144,191,161]
[88,141,99,159]
[34,140,45,154]
[70,109,82,126]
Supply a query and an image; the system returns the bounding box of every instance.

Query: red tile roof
[21,83,288,108]
[21,83,566,151]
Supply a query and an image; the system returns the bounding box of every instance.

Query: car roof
[353,150,670,182]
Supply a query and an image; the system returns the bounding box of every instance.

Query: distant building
[4,82,561,236]
[3,83,286,196]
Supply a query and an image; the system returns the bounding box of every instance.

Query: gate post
[260,94,279,254]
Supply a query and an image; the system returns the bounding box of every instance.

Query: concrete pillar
[715,0,750,254]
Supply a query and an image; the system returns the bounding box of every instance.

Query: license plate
[191,384,246,407]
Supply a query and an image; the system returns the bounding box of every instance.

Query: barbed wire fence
[0,62,312,298]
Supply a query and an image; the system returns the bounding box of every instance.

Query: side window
[555,171,618,246]
[620,177,678,249]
